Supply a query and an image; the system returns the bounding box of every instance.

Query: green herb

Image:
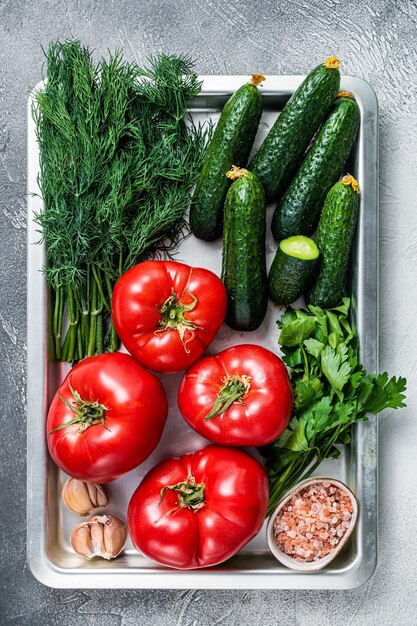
[262,298,406,516]
[33,40,210,361]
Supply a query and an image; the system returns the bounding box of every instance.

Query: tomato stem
[159,475,205,511]
[156,289,199,352]
[49,381,109,434]
[205,374,251,421]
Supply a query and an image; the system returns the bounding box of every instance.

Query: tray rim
[27,73,379,589]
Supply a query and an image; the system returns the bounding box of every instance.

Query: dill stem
[79,290,89,358]
[76,319,83,361]
[92,264,110,312]
[48,285,57,361]
[95,284,104,354]
[81,306,89,355]
[52,285,63,360]
[96,310,104,353]
[61,324,71,362]
[108,324,119,353]
[73,287,85,359]
[104,268,119,352]
[104,271,113,299]
[66,285,78,362]
[87,279,97,357]
[57,286,65,357]
[83,268,91,350]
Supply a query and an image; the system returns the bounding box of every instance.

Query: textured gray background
[1,0,417,624]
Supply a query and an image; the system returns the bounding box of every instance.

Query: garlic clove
[62,477,108,516]
[73,525,95,559]
[86,481,108,508]
[90,517,106,555]
[70,515,126,560]
[102,516,128,559]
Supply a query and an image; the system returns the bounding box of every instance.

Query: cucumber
[249,57,341,203]
[222,166,267,330]
[190,74,264,241]
[268,236,319,305]
[271,93,360,241]
[306,175,360,308]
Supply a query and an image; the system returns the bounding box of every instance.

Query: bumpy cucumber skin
[306,181,359,308]
[272,96,360,241]
[190,82,263,241]
[222,171,267,331]
[268,247,318,305]
[249,63,340,203]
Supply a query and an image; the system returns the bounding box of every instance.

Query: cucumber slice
[280,236,320,260]
[268,236,319,305]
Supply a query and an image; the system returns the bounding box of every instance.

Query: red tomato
[47,353,168,483]
[112,260,227,373]
[178,344,293,446]
[128,444,268,569]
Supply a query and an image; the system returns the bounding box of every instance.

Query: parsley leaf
[305,396,333,440]
[304,338,325,359]
[321,344,351,399]
[360,373,407,414]
[283,419,310,452]
[278,312,316,347]
[294,377,323,411]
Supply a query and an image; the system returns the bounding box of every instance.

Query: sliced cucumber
[268,235,319,305]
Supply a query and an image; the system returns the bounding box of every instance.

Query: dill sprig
[33,40,210,361]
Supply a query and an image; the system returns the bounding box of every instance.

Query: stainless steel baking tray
[27,75,378,589]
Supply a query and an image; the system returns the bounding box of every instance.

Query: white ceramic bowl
[266,477,358,572]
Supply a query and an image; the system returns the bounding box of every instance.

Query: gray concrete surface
[1,0,417,624]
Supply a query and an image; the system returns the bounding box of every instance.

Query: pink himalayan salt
[273,482,354,563]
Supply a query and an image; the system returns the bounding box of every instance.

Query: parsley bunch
[262,298,406,516]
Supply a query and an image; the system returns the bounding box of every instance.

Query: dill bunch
[33,40,209,361]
